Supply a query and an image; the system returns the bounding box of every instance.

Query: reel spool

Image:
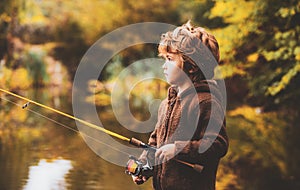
[125,155,153,177]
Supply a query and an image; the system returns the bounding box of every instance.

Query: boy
[132,21,228,190]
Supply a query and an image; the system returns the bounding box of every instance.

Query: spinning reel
[125,155,153,177]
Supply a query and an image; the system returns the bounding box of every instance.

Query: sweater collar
[168,80,221,100]
[167,85,178,100]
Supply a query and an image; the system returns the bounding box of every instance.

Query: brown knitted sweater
[141,80,228,190]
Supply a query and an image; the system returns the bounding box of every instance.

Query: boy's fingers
[142,176,147,182]
[132,175,147,185]
[155,149,162,158]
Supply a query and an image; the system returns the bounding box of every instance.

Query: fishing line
[0,96,131,157]
[0,88,204,172]
[0,88,130,142]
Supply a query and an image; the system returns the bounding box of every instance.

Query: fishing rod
[0,88,204,175]
[1,95,132,157]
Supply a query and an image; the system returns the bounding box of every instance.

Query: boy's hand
[155,144,175,163]
[132,175,148,185]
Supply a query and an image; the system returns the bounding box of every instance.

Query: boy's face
[162,52,186,85]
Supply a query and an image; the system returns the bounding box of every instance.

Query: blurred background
[0,0,299,189]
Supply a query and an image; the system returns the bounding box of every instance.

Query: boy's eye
[166,56,172,61]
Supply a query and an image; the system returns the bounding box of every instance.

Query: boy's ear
[179,55,184,69]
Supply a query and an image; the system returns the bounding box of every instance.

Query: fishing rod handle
[174,158,204,173]
[193,164,204,173]
[129,137,157,152]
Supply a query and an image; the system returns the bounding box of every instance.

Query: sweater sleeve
[174,99,229,165]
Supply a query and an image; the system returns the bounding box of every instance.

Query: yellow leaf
[10,68,32,90]
[247,53,259,62]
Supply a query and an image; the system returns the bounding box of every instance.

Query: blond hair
[158,21,220,81]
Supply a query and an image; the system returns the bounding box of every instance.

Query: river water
[0,89,152,190]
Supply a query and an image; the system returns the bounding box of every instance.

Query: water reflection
[23,159,72,190]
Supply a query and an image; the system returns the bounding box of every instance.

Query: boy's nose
[162,61,167,69]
